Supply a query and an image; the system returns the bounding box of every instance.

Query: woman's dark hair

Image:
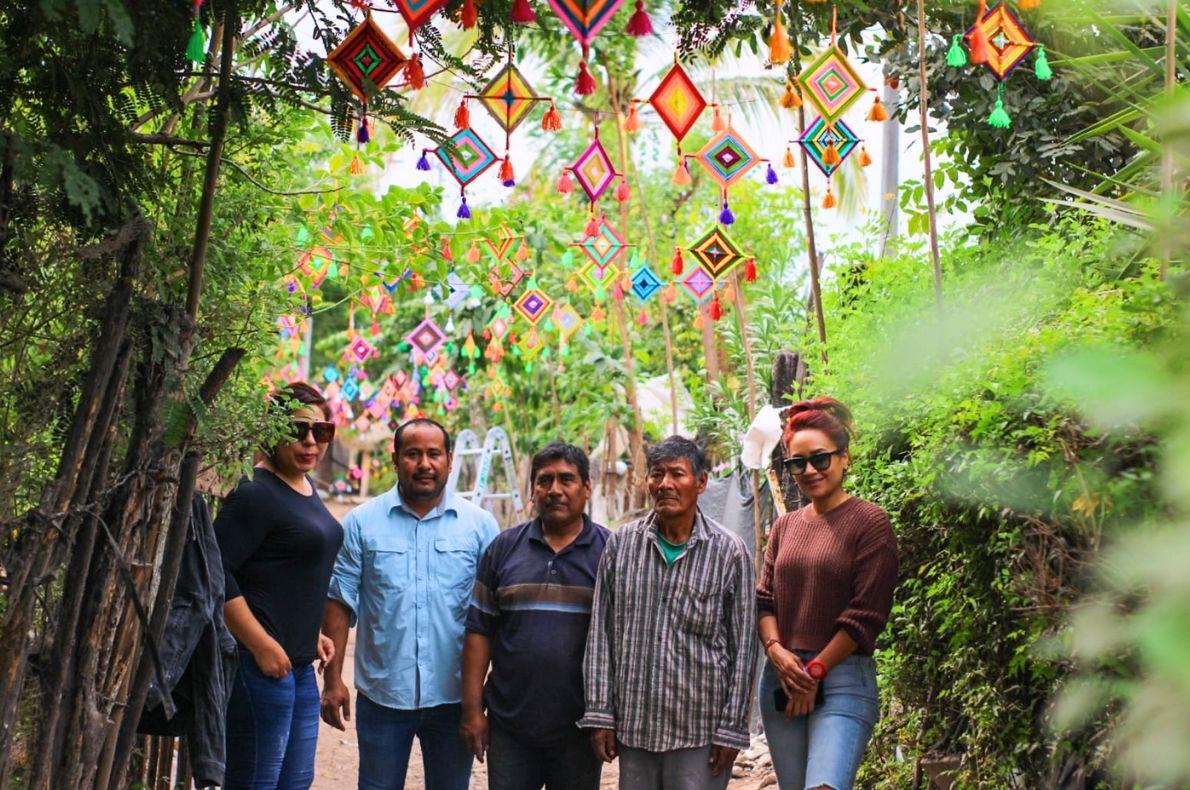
[273,381,332,420]
[784,396,855,451]
[645,435,710,477]
[531,442,591,484]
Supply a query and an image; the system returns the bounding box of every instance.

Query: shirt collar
[527,514,596,548]
[385,484,460,520]
[645,507,709,546]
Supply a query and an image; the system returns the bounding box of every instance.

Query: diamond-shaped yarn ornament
[581,219,625,266]
[391,0,448,34]
[545,0,625,49]
[346,336,376,364]
[649,62,707,141]
[797,44,868,125]
[695,128,760,188]
[298,246,334,288]
[798,116,860,177]
[968,2,1037,81]
[513,289,555,326]
[436,128,498,186]
[553,303,584,340]
[689,227,745,279]
[571,137,617,202]
[630,265,664,302]
[480,63,539,134]
[406,318,446,359]
[579,261,618,294]
[326,17,409,103]
[678,265,717,304]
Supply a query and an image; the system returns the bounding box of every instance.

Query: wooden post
[1160,0,1177,280]
[916,0,944,305]
[730,272,767,575]
[790,33,829,358]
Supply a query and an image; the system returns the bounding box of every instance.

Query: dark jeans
[224,652,320,789]
[355,694,473,790]
[487,722,602,790]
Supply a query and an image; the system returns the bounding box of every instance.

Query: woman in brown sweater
[755,397,898,790]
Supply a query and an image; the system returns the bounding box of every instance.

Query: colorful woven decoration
[581,218,625,267]
[326,16,408,143]
[391,0,447,34]
[950,1,1050,129]
[799,115,860,177]
[678,264,717,304]
[406,318,447,363]
[545,0,625,94]
[464,58,560,186]
[694,124,760,225]
[553,303,584,341]
[796,43,867,126]
[630,264,664,301]
[688,226,745,279]
[570,133,618,203]
[579,260,619,296]
[513,288,555,325]
[433,128,498,219]
[649,61,707,142]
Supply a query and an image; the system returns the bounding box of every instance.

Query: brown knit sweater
[756,497,898,655]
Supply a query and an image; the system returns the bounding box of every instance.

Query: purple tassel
[719,200,735,225]
[502,178,516,187]
[457,196,471,219]
[357,118,370,144]
[766,164,778,184]
[416,151,430,171]
[286,281,297,293]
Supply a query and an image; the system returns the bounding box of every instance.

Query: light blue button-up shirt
[328,486,499,710]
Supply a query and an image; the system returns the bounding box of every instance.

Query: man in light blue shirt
[321,419,499,790]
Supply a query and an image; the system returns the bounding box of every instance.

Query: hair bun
[785,396,856,441]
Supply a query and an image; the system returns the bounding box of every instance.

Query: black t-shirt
[214,468,343,665]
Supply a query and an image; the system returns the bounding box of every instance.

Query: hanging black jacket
[138,494,237,788]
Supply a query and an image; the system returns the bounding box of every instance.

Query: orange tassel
[405,53,426,90]
[823,142,840,166]
[461,0,477,28]
[615,177,630,202]
[454,100,470,130]
[769,0,793,65]
[591,305,605,322]
[822,186,836,209]
[671,248,684,275]
[782,146,795,168]
[858,145,872,167]
[693,311,706,330]
[625,103,641,132]
[1018,0,1039,8]
[466,241,481,263]
[867,95,888,122]
[541,101,562,131]
[585,213,600,237]
[711,105,726,132]
[441,236,453,261]
[349,154,365,175]
[499,156,514,182]
[671,160,691,185]
[779,80,802,109]
[744,257,757,282]
[968,0,990,65]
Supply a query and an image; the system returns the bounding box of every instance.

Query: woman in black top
[216,382,344,789]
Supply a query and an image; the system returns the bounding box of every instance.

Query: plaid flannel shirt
[578,509,758,751]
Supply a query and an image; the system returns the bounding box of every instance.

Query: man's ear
[697,472,709,494]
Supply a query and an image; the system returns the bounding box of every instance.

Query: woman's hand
[251,637,292,679]
[767,644,817,695]
[317,632,335,673]
[785,687,817,719]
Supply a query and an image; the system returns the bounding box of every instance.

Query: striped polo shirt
[466,515,609,746]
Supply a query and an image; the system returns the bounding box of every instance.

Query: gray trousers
[617,745,732,790]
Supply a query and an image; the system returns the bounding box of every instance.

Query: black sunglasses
[784,449,843,475]
[291,420,336,444]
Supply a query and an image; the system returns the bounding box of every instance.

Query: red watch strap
[806,659,827,680]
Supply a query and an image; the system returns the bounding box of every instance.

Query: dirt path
[313,499,772,789]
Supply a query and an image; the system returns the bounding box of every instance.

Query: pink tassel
[625,0,653,36]
[576,60,596,95]
[557,170,574,194]
[615,178,630,202]
[510,0,537,24]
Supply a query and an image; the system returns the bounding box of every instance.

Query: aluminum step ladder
[447,427,524,518]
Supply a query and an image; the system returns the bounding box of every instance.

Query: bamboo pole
[1160,0,1177,280]
[729,272,767,576]
[916,0,944,305]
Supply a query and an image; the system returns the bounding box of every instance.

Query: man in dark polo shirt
[460,442,609,790]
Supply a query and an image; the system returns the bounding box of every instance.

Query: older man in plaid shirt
[579,436,758,790]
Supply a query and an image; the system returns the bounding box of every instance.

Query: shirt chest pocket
[432,537,477,598]
[675,582,722,639]
[364,535,409,589]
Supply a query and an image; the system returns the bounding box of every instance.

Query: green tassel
[987,96,1011,129]
[186,18,207,63]
[946,34,967,68]
[1034,45,1052,80]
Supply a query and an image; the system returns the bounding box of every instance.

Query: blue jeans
[487,721,602,790]
[758,653,879,790]
[224,652,320,789]
[355,693,473,790]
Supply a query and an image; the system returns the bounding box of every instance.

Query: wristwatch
[806,658,828,680]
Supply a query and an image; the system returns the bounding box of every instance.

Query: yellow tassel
[779,80,802,109]
[822,186,836,209]
[782,146,795,168]
[867,95,889,122]
[858,145,872,168]
[769,0,793,64]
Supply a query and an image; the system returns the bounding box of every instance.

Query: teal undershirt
[656,533,688,566]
